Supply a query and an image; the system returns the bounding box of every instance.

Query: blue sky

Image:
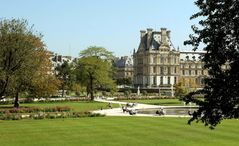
[0,0,199,57]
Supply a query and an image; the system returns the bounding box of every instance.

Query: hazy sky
[0,0,199,57]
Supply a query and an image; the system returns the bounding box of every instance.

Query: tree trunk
[14,91,19,108]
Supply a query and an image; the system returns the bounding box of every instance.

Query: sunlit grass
[0,117,238,146]
[0,101,119,112]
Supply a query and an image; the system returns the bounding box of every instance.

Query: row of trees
[56,46,117,101]
[0,19,116,107]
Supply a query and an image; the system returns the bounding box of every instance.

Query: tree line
[0,19,117,108]
[56,46,117,101]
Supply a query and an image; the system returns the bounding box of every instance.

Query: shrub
[56,106,71,112]
[12,114,21,120]
[24,98,34,103]
[142,90,148,96]
[0,112,22,120]
[0,106,103,120]
[124,90,131,97]
[102,91,107,96]
[45,113,56,119]
[75,91,81,96]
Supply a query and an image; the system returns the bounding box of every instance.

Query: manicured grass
[0,101,119,112]
[121,99,184,106]
[0,117,238,146]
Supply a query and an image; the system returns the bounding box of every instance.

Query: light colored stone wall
[133,28,207,89]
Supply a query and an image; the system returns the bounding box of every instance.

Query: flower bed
[0,106,104,120]
[0,106,71,114]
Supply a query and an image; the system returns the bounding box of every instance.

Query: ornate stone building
[133,28,208,93]
[114,56,133,80]
[179,52,207,89]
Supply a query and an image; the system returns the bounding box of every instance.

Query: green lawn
[0,101,119,112]
[121,99,184,106]
[0,117,238,146]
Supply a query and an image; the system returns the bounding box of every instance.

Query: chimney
[140,30,146,38]
[161,28,167,44]
[146,28,153,50]
[147,28,153,33]
[167,30,171,38]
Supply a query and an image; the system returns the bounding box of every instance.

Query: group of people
[106,102,165,116]
[156,108,165,115]
[122,103,137,115]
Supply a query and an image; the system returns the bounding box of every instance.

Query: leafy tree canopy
[29,51,60,98]
[79,46,114,60]
[76,56,116,100]
[183,0,239,129]
[116,77,132,86]
[0,18,57,107]
[55,61,75,97]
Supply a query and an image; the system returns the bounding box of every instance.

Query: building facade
[114,56,134,80]
[50,53,77,68]
[133,28,208,92]
[179,52,207,89]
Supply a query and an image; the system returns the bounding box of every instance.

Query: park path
[94,98,161,109]
[92,98,191,117]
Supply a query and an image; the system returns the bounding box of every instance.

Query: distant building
[133,28,208,95]
[179,52,207,88]
[50,53,78,68]
[114,56,133,80]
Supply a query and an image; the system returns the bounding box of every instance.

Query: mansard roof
[137,28,176,52]
[114,56,133,68]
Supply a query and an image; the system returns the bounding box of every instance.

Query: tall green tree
[183,0,239,128]
[0,19,45,107]
[76,56,115,100]
[55,61,75,97]
[76,46,116,100]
